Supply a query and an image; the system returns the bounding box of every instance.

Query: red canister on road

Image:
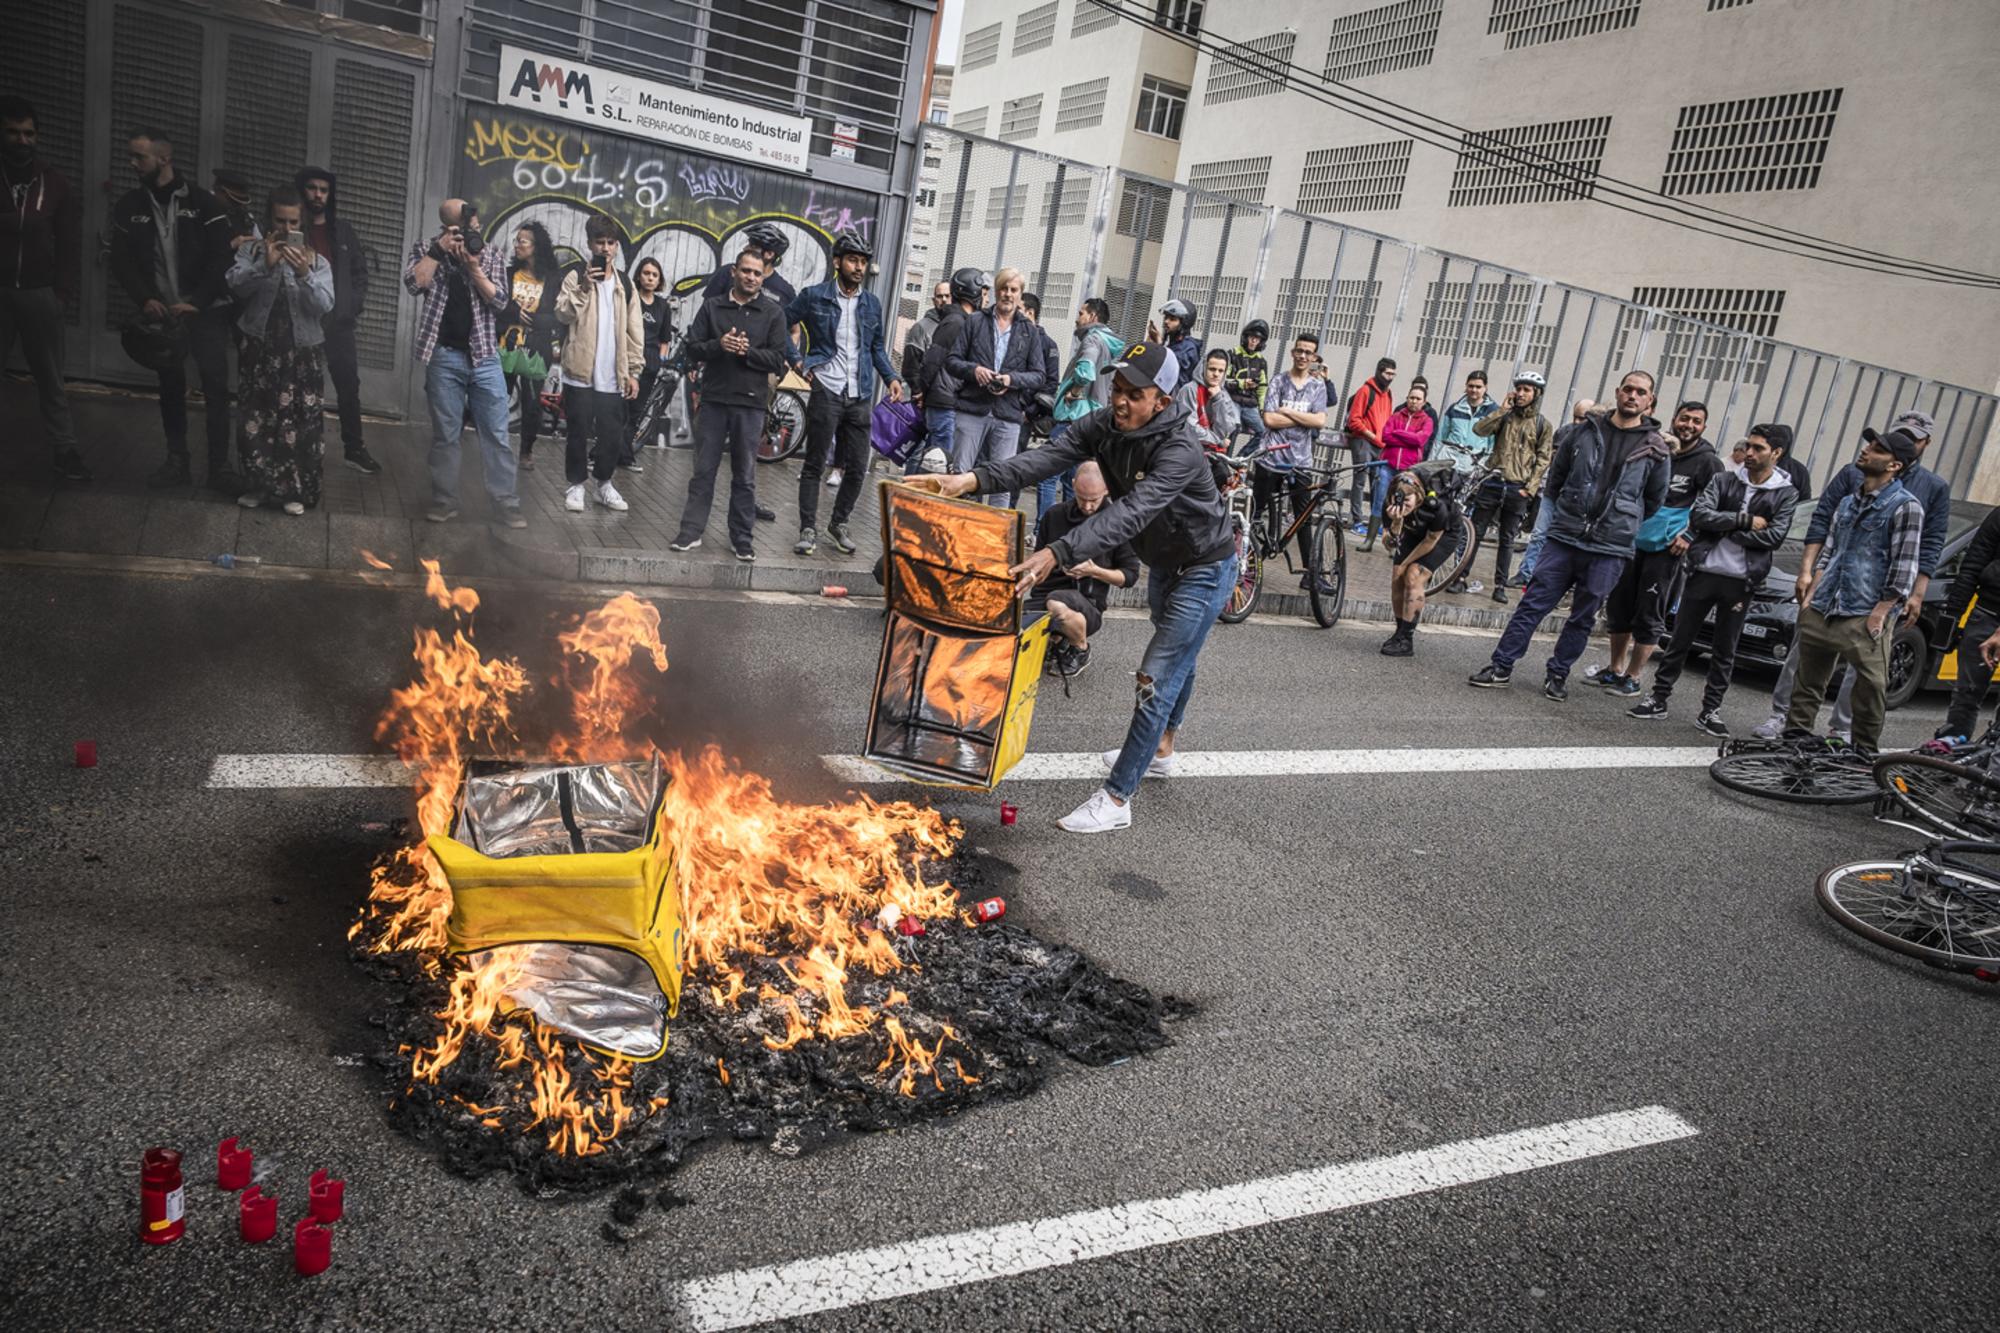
[140,1148,186,1245]
[974,897,1006,923]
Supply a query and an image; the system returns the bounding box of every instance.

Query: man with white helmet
[1466,370,1554,602]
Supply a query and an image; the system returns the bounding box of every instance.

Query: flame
[357,564,972,1159]
[361,549,394,570]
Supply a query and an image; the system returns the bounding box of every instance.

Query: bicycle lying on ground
[1817,838,2000,983]
[1215,444,1352,628]
[1708,734,1885,805]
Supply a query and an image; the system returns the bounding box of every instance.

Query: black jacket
[1945,505,2000,623]
[974,398,1234,572]
[684,289,789,406]
[1686,469,1799,588]
[294,167,369,323]
[943,308,1049,422]
[1033,499,1142,611]
[109,175,232,310]
[918,303,976,413]
[1,155,80,294]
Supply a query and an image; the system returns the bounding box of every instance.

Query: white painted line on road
[821,744,1718,784]
[673,1105,1698,1331]
[205,754,411,788]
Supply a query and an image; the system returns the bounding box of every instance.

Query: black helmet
[742,222,790,258]
[1242,318,1269,343]
[120,313,186,373]
[831,229,871,260]
[949,266,986,305]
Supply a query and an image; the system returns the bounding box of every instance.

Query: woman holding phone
[226,184,335,514]
[501,222,562,471]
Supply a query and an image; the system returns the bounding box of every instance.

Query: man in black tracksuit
[297,166,377,473]
[110,129,239,491]
[1934,505,2000,743]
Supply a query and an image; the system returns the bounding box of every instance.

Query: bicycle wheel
[1816,856,2000,976]
[1424,514,1480,597]
[1873,754,2000,838]
[1305,517,1346,629]
[1709,748,1879,804]
[757,389,807,462]
[1219,514,1263,624]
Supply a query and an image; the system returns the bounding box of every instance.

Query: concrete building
[939,0,1998,425]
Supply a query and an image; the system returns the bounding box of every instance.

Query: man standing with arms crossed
[907,342,1236,834]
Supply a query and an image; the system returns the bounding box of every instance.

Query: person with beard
[0,96,87,482]
[1343,355,1397,544]
[1470,371,1672,701]
[295,166,377,474]
[915,267,985,475]
[1147,298,1203,389]
[1585,401,1721,695]
[111,128,240,492]
[1467,372,1555,601]
[1224,319,1270,448]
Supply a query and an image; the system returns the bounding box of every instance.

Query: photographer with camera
[402,198,523,527]
[224,185,333,516]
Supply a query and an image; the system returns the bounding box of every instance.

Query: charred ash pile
[348,564,1184,1201]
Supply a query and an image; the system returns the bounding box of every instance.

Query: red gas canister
[974,897,1006,923]
[140,1148,186,1245]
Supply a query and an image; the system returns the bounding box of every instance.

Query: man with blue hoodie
[1585,401,1721,695]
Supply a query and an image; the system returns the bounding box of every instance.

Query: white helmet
[915,446,950,474]
[1513,370,1547,389]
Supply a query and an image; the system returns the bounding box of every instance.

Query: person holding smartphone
[225,185,334,515]
[554,214,644,512]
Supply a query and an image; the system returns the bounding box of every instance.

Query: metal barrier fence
[898,125,1998,496]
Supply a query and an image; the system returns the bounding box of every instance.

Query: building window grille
[998,94,1043,142]
[962,20,1001,69]
[1015,2,1058,54]
[1324,0,1442,82]
[1414,281,1558,362]
[1055,77,1110,132]
[1073,1,1118,36]
[1186,156,1270,216]
[1448,116,1610,207]
[1274,278,1383,350]
[1042,176,1094,226]
[1627,287,1785,382]
[1660,88,1841,196]
[1173,275,1247,335]
[1205,30,1295,105]
[1488,0,1642,51]
[1116,178,1173,242]
[952,103,989,135]
[1297,140,1412,213]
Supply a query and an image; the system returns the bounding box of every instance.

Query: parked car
[1692,498,1994,710]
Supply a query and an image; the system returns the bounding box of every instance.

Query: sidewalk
[0,375,1530,630]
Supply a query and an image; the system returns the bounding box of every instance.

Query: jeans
[1107,555,1238,801]
[798,387,871,530]
[159,306,234,465]
[915,406,956,475]
[1347,438,1388,526]
[1651,571,1753,714]
[1233,411,1266,451]
[1036,422,1077,515]
[0,287,77,452]
[1518,493,1556,580]
[321,317,364,450]
[562,384,624,486]
[952,412,1022,506]
[1491,539,1629,680]
[1786,606,1891,750]
[676,403,761,552]
[1766,636,1856,734]
[1469,479,1531,585]
[1941,605,2000,737]
[424,347,518,512]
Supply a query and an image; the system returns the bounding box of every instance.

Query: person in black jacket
[943,265,1047,504]
[296,166,376,473]
[909,341,1238,835]
[0,95,87,482]
[1934,504,2000,743]
[111,129,240,492]
[1029,461,1141,680]
[499,221,563,472]
[669,249,789,561]
[916,266,984,474]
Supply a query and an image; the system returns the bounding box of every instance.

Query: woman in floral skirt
[227,185,335,514]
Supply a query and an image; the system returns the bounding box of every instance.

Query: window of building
[1488,0,1641,52]
[1660,88,1842,195]
[1073,1,1119,37]
[1042,176,1094,226]
[937,188,978,226]
[1172,276,1247,336]
[999,94,1043,142]
[1707,0,1753,10]
[953,103,989,135]
[1156,0,1204,35]
[962,20,1001,70]
[1055,77,1110,132]
[803,0,914,169]
[1323,0,1442,82]
[1274,278,1383,350]
[1116,178,1174,241]
[1448,116,1610,207]
[1414,280,1557,362]
[1015,2,1059,54]
[1187,156,1271,216]
[1297,139,1413,213]
[1135,75,1189,140]
[1205,29,1296,105]
[986,188,1026,229]
[1034,271,1076,318]
[1104,279,1156,338]
[700,0,806,100]
[1628,287,1785,382]
[928,106,948,125]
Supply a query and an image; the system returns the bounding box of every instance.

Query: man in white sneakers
[554,213,642,513]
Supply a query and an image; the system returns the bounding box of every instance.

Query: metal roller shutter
[11,0,87,323]
[106,3,207,331]
[223,35,314,209]
[330,59,417,370]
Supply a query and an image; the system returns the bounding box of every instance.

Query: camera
[461,225,484,256]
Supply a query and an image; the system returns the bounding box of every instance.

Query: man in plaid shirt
[403,199,522,526]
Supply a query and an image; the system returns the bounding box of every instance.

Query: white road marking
[821,744,1718,784]
[205,754,411,788]
[673,1105,1698,1331]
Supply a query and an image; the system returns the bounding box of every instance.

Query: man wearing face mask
[0,96,87,483]
[110,128,240,493]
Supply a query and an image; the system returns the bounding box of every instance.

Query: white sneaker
[1829,730,1852,746]
[825,468,843,490]
[565,483,587,512]
[1100,747,1178,779]
[595,480,628,511]
[1750,714,1785,741]
[1056,787,1131,834]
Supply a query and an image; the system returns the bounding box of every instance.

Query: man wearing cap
[1780,428,1926,754]
[906,341,1237,835]
[1752,410,1947,741]
[787,229,902,557]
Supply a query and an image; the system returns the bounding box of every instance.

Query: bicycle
[1817,838,2000,982]
[1418,464,1501,598]
[1216,443,1352,629]
[679,363,810,463]
[1708,734,1884,805]
[1872,717,2000,838]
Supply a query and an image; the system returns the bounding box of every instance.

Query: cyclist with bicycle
[1255,333,1329,585]
[1379,467,1462,657]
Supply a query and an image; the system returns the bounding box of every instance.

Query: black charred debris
[352,849,1190,1214]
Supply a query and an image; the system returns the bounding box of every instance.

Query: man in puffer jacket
[1470,370,1671,700]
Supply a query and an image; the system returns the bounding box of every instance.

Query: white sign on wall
[496,44,812,175]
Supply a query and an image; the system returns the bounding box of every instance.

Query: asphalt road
[2,559,1995,1331]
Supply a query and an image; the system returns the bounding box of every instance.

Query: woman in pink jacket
[1380,385,1434,473]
